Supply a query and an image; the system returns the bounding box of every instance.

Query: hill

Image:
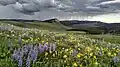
[1,18,120,34]
[60,20,120,34]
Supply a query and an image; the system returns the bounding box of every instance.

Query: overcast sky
[0,0,120,23]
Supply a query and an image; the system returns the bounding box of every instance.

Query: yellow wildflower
[45,52,48,56]
[113,53,117,56]
[78,48,80,50]
[90,53,93,56]
[73,62,78,67]
[65,49,69,52]
[63,55,67,58]
[94,62,99,65]
[108,52,111,56]
[79,64,82,67]
[93,56,96,59]
[42,41,44,43]
[85,47,92,52]
[116,49,120,52]
[52,54,55,57]
[77,53,83,58]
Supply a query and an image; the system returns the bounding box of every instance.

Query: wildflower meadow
[0,22,120,67]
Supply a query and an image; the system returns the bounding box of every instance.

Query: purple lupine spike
[33,45,38,63]
[12,49,22,61]
[49,44,52,52]
[12,50,19,61]
[113,56,120,63]
[26,56,31,67]
[72,49,78,56]
[38,44,45,53]
[43,44,49,51]
[18,57,23,67]
[34,45,38,52]
[28,45,33,51]
[29,49,38,63]
[22,45,29,56]
[20,50,24,58]
[17,48,23,58]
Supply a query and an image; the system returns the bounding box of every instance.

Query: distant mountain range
[43,18,120,34]
[1,18,120,34]
[0,19,41,22]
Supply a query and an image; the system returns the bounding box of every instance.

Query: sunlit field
[0,22,120,67]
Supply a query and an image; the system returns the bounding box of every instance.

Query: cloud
[0,0,120,16]
[0,0,16,6]
[16,0,30,4]
[97,0,120,5]
[12,2,40,15]
[84,0,120,14]
[0,5,23,18]
[96,0,120,9]
[0,0,81,14]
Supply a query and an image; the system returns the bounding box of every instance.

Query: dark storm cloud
[0,0,120,17]
[0,0,16,6]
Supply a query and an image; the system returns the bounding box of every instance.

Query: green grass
[89,34,120,44]
[1,21,72,31]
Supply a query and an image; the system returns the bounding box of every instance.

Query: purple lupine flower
[49,44,52,52]
[12,49,22,61]
[38,44,45,53]
[12,49,23,67]
[22,45,29,56]
[18,57,23,67]
[26,56,31,67]
[72,49,78,56]
[28,45,33,51]
[12,49,18,60]
[43,44,49,51]
[33,45,38,63]
[29,48,38,64]
[20,49,24,58]
[34,45,38,52]
[113,56,120,63]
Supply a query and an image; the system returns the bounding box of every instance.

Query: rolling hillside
[1,18,120,34]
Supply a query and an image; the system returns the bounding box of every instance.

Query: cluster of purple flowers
[112,56,120,64]
[12,43,56,67]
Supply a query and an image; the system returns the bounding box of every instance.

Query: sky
[0,0,120,23]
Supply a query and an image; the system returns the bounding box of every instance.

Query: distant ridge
[0,18,120,34]
[42,18,59,23]
[42,18,120,34]
[0,19,42,22]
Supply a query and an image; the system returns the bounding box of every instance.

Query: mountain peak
[42,18,59,23]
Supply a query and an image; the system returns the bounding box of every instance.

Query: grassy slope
[89,34,120,44]
[1,21,86,33]
[1,21,69,31]
[1,21,120,44]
